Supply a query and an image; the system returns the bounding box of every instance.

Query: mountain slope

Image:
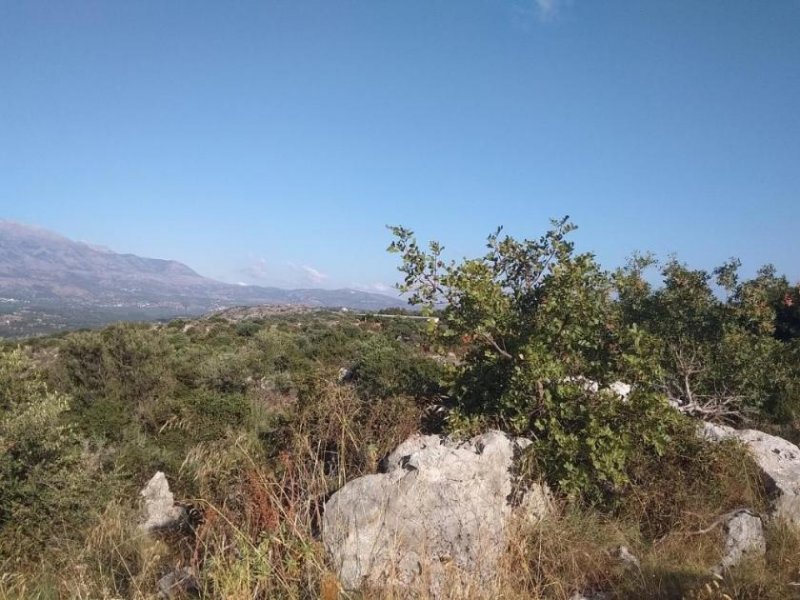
[0,221,403,336]
[0,221,214,302]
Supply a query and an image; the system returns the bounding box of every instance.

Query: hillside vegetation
[2,219,800,599]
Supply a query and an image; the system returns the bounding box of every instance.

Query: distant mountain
[0,221,404,336]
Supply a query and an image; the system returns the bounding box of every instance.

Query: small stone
[608,381,632,400]
[615,545,640,569]
[140,472,185,532]
[158,567,198,598]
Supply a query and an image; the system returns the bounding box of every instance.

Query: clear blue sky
[2,1,798,291]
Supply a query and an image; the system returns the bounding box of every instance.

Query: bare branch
[477,331,514,360]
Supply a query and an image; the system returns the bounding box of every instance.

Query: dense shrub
[390,219,674,501]
[521,384,681,505]
[389,218,800,503]
[350,336,443,399]
[615,257,800,421]
[235,320,263,337]
[0,349,109,564]
[59,323,176,440]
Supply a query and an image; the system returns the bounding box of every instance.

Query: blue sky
[1,1,798,291]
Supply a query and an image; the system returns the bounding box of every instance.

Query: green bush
[235,320,262,337]
[615,257,800,421]
[59,324,176,440]
[388,218,800,503]
[530,384,680,505]
[198,351,250,394]
[389,219,674,501]
[0,349,108,563]
[350,336,443,399]
[187,390,250,434]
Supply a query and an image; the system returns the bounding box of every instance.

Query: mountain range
[0,220,404,337]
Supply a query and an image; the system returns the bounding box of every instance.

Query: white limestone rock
[712,510,766,574]
[139,471,185,532]
[701,422,800,524]
[322,430,550,596]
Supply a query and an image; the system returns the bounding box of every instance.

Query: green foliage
[304,323,365,363]
[198,350,251,393]
[60,323,176,440]
[390,218,636,415]
[0,349,107,563]
[235,320,262,337]
[388,217,800,502]
[615,257,800,421]
[390,218,677,501]
[350,336,443,398]
[530,384,680,504]
[186,390,251,434]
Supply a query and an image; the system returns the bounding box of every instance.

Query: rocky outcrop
[139,471,185,532]
[322,431,550,596]
[712,510,766,574]
[701,422,800,524]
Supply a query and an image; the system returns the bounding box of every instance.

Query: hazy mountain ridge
[0,220,403,336]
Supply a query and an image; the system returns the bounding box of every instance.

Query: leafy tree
[389,218,677,503]
[615,258,800,421]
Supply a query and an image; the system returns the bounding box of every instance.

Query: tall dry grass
[2,383,798,599]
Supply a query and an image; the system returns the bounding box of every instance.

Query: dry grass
[0,383,795,600]
[0,503,168,600]
[3,470,799,600]
[497,508,635,599]
[713,520,800,599]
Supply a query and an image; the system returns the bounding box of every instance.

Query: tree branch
[477,331,514,360]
